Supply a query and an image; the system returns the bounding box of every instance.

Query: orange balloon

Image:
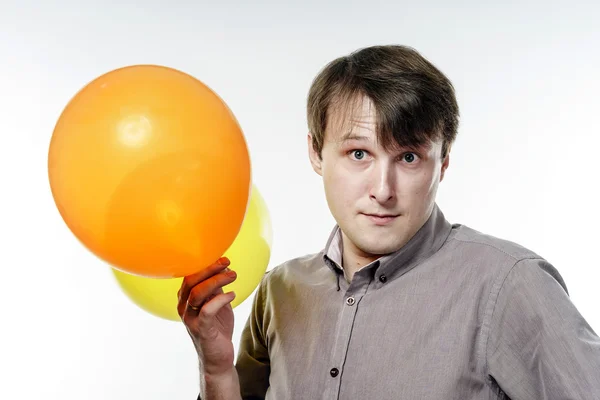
[48,65,251,278]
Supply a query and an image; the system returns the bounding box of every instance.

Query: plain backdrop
[1,1,599,399]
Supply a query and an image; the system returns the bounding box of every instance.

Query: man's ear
[440,145,451,182]
[307,133,323,176]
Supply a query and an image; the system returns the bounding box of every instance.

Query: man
[178,45,600,399]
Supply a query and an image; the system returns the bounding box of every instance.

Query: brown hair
[307,45,459,160]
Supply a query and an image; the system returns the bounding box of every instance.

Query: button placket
[323,280,371,398]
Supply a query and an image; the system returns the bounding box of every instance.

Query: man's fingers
[196,292,236,326]
[178,257,230,304]
[180,286,219,320]
[186,270,237,309]
[178,268,237,318]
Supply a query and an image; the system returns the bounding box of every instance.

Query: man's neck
[333,204,446,284]
[341,238,380,283]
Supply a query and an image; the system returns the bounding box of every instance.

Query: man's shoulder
[450,223,544,263]
[445,224,563,295]
[259,251,327,285]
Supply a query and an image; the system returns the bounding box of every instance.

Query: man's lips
[361,213,400,225]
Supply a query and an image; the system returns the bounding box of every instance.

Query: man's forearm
[200,367,242,400]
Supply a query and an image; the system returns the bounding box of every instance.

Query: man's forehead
[328,96,374,124]
[324,95,440,153]
[326,107,377,142]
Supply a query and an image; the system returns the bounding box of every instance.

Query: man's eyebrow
[339,132,371,142]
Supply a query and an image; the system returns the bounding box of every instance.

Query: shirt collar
[322,202,453,289]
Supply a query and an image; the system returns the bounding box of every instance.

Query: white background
[1,1,599,399]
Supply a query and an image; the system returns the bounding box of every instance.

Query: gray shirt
[230,203,600,399]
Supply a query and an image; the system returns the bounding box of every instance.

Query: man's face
[308,96,450,264]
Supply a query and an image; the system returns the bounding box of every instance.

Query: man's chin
[356,239,404,257]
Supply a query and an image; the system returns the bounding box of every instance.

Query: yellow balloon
[112,185,273,321]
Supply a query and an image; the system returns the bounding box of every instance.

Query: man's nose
[369,162,396,204]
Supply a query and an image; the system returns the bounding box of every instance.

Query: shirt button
[379,274,387,283]
[346,296,355,306]
[330,368,339,377]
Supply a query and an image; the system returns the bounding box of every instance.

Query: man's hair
[307,45,459,160]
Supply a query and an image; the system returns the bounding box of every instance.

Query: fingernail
[218,257,230,266]
[227,270,237,278]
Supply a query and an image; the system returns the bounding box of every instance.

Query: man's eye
[403,153,417,163]
[351,150,366,160]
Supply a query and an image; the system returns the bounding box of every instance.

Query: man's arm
[198,271,272,400]
[486,257,600,399]
[234,270,271,399]
[198,368,241,400]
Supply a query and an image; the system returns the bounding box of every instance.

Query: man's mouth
[361,213,400,225]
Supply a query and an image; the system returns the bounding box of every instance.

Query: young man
[178,45,600,399]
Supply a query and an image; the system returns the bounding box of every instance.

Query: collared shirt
[221,203,600,399]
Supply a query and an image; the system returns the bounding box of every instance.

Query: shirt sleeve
[486,257,600,399]
[234,271,271,399]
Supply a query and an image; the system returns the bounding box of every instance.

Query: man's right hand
[178,257,238,377]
